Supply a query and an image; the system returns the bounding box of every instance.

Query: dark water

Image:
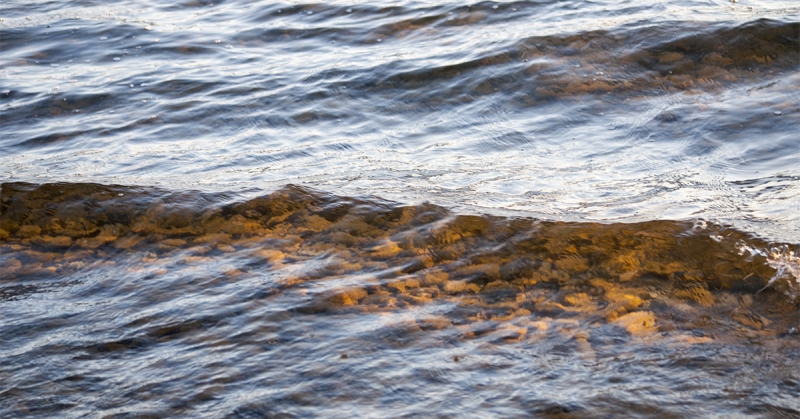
[1,1,800,417]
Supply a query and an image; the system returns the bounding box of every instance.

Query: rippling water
[1,0,800,417]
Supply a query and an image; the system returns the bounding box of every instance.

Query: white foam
[738,243,800,298]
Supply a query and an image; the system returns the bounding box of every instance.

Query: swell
[368,19,799,100]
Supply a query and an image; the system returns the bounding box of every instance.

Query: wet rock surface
[2,182,797,336]
[2,182,800,418]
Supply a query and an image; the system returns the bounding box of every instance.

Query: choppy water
[1,1,800,417]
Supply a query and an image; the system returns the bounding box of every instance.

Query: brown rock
[368,240,403,260]
[386,280,407,292]
[0,228,9,240]
[404,278,420,289]
[16,225,42,238]
[658,52,684,63]
[673,287,715,307]
[162,238,187,247]
[252,249,286,263]
[194,233,232,244]
[555,257,589,273]
[562,293,591,307]
[293,214,331,233]
[701,53,733,66]
[444,280,467,293]
[733,311,771,331]
[113,235,144,249]
[421,271,448,286]
[328,287,368,306]
[222,214,262,235]
[614,311,656,336]
[457,263,501,281]
[31,235,73,249]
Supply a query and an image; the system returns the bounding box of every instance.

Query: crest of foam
[738,243,800,299]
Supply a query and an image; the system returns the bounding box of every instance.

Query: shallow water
[1,0,800,417]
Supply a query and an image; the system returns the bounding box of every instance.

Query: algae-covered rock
[16,225,41,238]
[420,270,449,286]
[327,287,368,307]
[673,287,715,307]
[614,311,656,336]
[31,235,73,249]
[443,280,479,294]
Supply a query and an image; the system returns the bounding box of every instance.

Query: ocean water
[1,1,799,417]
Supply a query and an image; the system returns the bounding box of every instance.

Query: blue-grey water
[1,1,799,417]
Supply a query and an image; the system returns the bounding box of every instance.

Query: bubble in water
[145,26,152,30]
[51,63,59,67]
[774,111,782,116]
[492,5,498,9]
[346,8,352,13]
[113,57,120,61]
[307,10,313,15]
[100,36,107,40]
[215,40,221,44]
[377,38,382,42]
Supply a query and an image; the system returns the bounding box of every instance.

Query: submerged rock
[1,182,796,345]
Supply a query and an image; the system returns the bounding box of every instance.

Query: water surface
[1,0,800,417]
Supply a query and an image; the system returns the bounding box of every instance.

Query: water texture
[1,182,800,418]
[1,0,800,417]
[1,0,799,241]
